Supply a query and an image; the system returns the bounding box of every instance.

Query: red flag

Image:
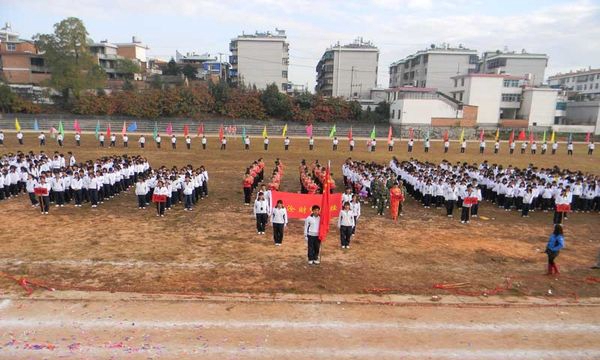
[166,122,173,136]
[585,132,591,143]
[121,121,126,136]
[509,130,515,144]
[73,119,81,133]
[517,130,526,141]
[347,126,353,140]
[529,131,534,144]
[409,127,414,140]
[197,123,204,136]
[479,129,484,142]
[183,124,189,137]
[219,124,224,141]
[318,164,332,242]
[387,126,393,144]
[443,130,449,142]
[106,123,111,138]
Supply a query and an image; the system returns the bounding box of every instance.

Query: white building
[548,68,600,100]
[387,87,464,125]
[478,50,548,86]
[518,88,560,127]
[449,73,560,127]
[315,38,379,99]
[562,101,600,135]
[229,29,290,91]
[388,45,478,96]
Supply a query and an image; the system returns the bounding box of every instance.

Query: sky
[2,0,600,90]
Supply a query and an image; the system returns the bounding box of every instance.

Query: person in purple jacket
[545,224,565,275]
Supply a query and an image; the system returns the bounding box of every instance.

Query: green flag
[95,120,100,140]
[370,126,376,139]
[153,122,158,140]
[329,124,336,138]
[241,127,246,141]
[58,120,65,137]
[542,130,547,142]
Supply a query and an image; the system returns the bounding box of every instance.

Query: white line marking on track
[1,318,599,332]
[0,299,11,311]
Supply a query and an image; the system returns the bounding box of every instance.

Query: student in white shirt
[588,141,594,155]
[57,133,64,147]
[110,134,117,147]
[182,177,194,211]
[38,132,46,146]
[98,133,105,147]
[479,140,486,154]
[0,130,4,145]
[460,140,467,153]
[350,194,361,235]
[494,141,500,154]
[244,136,251,150]
[25,174,38,207]
[349,138,355,152]
[509,140,516,154]
[408,139,414,153]
[284,136,290,151]
[139,135,146,148]
[135,177,149,209]
[71,172,83,207]
[444,140,450,153]
[253,191,270,234]
[75,132,81,146]
[155,134,162,149]
[37,176,51,214]
[552,141,558,155]
[304,205,321,265]
[201,135,207,150]
[332,137,339,151]
[185,136,192,150]
[171,135,177,149]
[309,136,314,151]
[16,131,24,145]
[271,200,288,245]
[220,137,227,150]
[338,202,355,249]
[263,137,269,151]
[567,142,574,156]
[388,138,394,152]
[123,134,129,147]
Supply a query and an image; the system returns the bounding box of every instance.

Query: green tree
[294,91,314,110]
[209,79,229,114]
[149,75,164,90]
[0,84,16,112]
[260,83,292,119]
[33,17,105,100]
[181,64,198,80]
[116,58,140,80]
[163,58,180,75]
[122,78,135,91]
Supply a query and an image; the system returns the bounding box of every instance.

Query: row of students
[242,158,265,205]
[298,160,337,195]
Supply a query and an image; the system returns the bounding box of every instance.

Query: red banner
[463,196,479,205]
[34,187,48,196]
[556,204,571,213]
[271,191,342,219]
[152,194,167,203]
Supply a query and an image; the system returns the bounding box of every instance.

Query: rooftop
[390,44,477,66]
[548,67,600,79]
[482,50,548,60]
[385,86,438,93]
[451,73,525,80]
[233,29,287,40]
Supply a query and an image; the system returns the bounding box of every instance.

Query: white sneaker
[308,260,314,265]
[313,260,320,265]
[346,245,350,249]
[44,212,49,215]
[461,221,465,224]
[55,204,59,207]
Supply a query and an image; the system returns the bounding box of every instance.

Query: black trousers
[273,223,285,244]
[124,142,128,147]
[546,249,559,265]
[522,203,530,216]
[40,196,50,212]
[73,189,82,205]
[172,143,176,149]
[350,145,354,151]
[461,148,465,153]
[186,143,190,150]
[157,202,165,215]
[243,187,252,204]
[203,143,206,150]
[307,235,320,261]
[461,207,470,222]
[333,145,338,151]
[137,195,146,208]
[89,189,99,205]
[264,144,268,150]
[340,225,353,246]
[446,200,455,215]
[28,192,38,205]
[141,143,145,148]
[55,191,65,205]
[553,211,564,224]
[285,145,289,150]
[256,213,268,232]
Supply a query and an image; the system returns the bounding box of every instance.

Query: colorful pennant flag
[95,120,100,140]
[409,127,414,140]
[585,132,591,143]
[329,124,336,138]
[153,122,158,140]
[219,124,224,141]
[387,126,393,144]
[509,130,515,144]
[306,124,313,138]
[495,128,500,141]
[529,131,534,144]
[550,130,555,143]
[106,123,111,138]
[262,125,268,138]
[459,128,465,143]
[58,120,64,137]
[183,124,189,137]
[122,121,127,136]
[568,133,573,143]
[197,123,204,136]
[518,129,526,141]
[166,123,173,136]
[348,126,353,140]
[370,126,376,139]
[73,119,81,133]
[127,122,138,132]
[282,123,288,137]
[33,119,39,131]
[50,127,57,139]
[443,130,449,142]
[542,130,547,143]
[15,118,21,131]
[479,129,484,142]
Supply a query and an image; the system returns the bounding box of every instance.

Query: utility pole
[350,66,355,99]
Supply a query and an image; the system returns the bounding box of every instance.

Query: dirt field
[0,133,599,298]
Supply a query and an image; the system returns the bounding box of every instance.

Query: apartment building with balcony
[0,22,50,85]
[478,50,548,86]
[450,73,559,127]
[315,38,379,99]
[388,45,478,96]
[229,29,290,91]
[548,67,600,100]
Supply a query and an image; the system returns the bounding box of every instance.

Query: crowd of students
[242,158,265,205]
[0,150,151,214]
[299,160,337,194]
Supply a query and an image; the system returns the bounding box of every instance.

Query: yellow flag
[262,125,268,138]
[459,128,465,143]
[550,130,555,143]
[495,128,499,141]
[15,118,21,132]
[282,124,288,137]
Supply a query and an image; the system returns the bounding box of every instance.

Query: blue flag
[33,118,39,131]
[127,122,138,132]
